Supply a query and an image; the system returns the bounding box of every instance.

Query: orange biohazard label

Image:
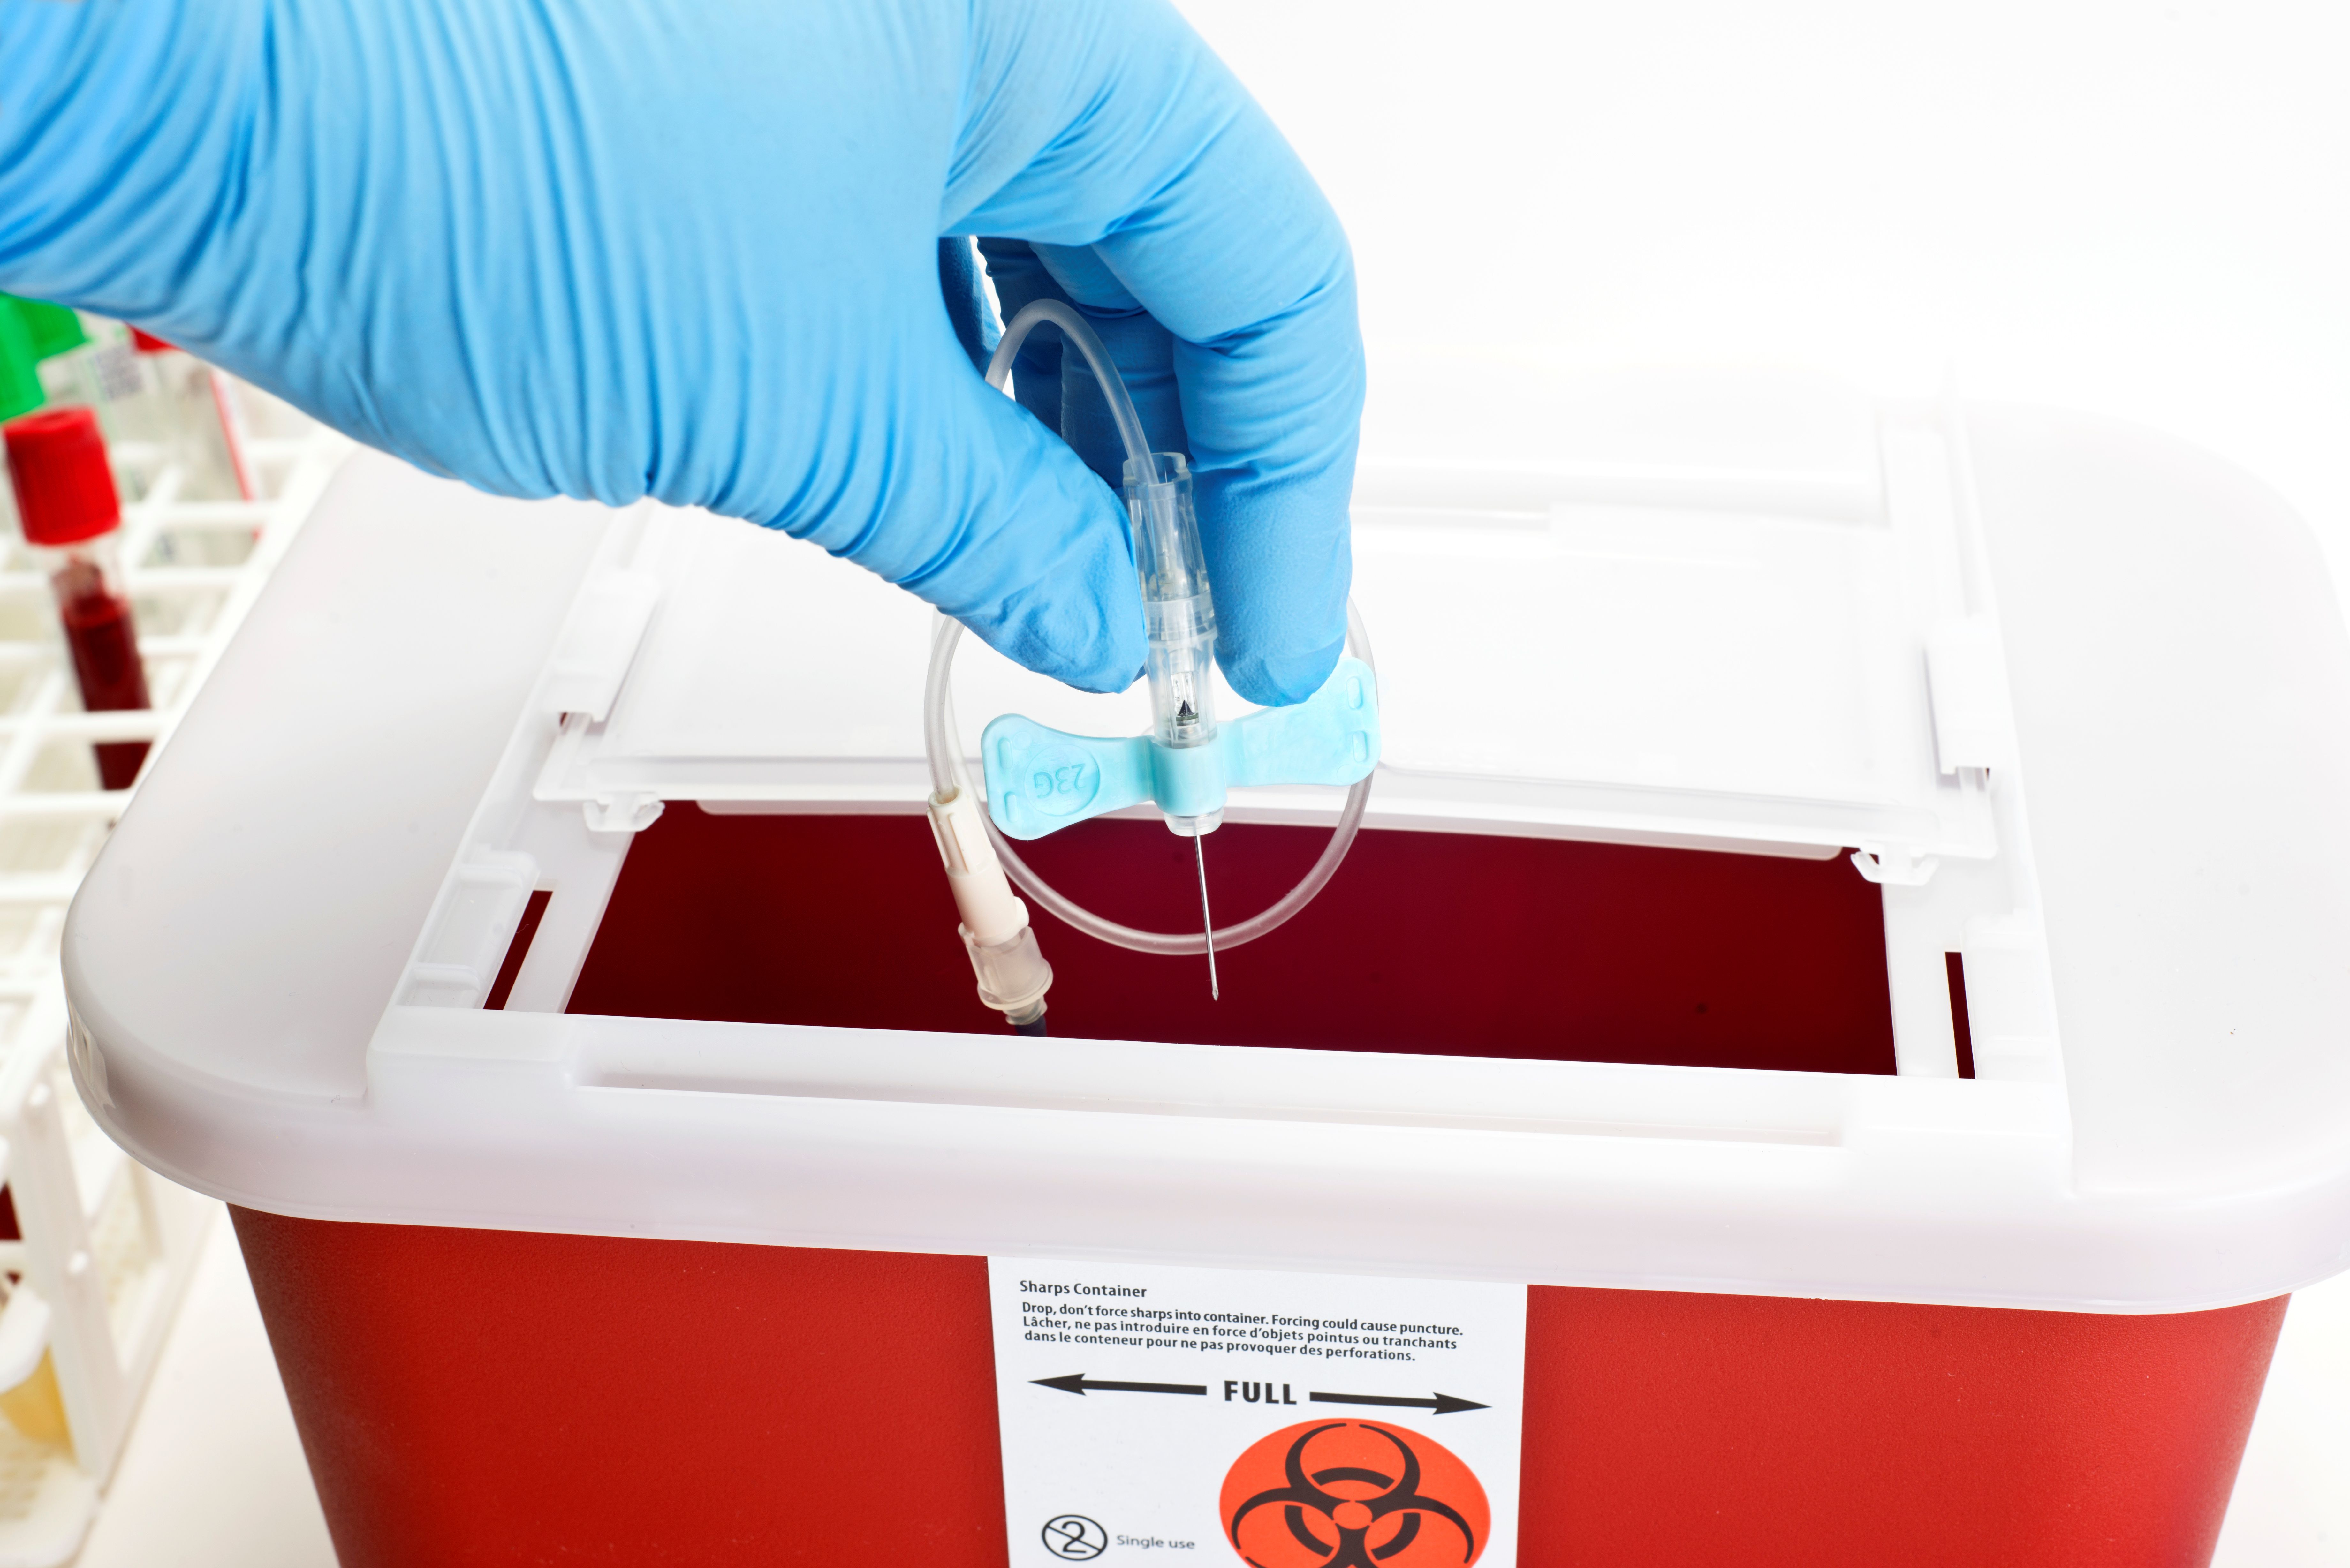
[1221,1420,1490,1568]
[988,1259,1525,1566]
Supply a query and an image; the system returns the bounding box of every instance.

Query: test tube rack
[0,397,348,1566]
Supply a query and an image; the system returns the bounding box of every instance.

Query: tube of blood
[0,312,40,544]
[4,407,153,790]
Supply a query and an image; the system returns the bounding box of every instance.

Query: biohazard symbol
[1220,1420,1489,1568]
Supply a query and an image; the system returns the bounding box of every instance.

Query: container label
[987,1258,1527,1568]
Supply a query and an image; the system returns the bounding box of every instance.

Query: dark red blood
[59,586,151,790]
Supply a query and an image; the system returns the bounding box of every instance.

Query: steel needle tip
[1194,830,1218,1001]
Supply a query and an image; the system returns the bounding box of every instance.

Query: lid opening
[563,810,1899,1074]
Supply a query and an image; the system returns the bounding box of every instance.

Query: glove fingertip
[1223,633,1344,709]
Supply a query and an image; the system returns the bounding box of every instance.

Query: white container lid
[55,384,2350,1314]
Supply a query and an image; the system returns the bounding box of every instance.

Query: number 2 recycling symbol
[1220,1420,1490,1568]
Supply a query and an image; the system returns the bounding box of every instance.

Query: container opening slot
[566,812,1898,1074]
[1945,951,1976,1080]
[485,889,553,1012]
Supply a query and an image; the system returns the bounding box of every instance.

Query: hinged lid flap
[1927,617,2016,773]
[538,568,660,723]
[535,377,2008,867]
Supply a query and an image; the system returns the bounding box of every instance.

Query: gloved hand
[0,0,1362,703]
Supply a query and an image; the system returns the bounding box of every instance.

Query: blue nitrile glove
[0,0,1362,704]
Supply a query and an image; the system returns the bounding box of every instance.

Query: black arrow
[1308,1390,1488,1415]
[1033,1373,1208,1398]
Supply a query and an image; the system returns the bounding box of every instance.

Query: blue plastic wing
[980,717,1154,840]
[1225,657,1381,790]
[981,657,1380,841]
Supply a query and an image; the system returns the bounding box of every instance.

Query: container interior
[560,809,1897,1075]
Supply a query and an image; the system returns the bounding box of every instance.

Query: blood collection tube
[119,329,257,503]
[4,407,153,790]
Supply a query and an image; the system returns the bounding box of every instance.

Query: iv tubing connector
[928,784,1050,1029]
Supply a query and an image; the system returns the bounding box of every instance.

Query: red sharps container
[4,406,152,789]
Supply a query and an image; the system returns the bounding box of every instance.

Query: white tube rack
[0,405,348,1566]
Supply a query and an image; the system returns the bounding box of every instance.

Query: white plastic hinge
[399,850,540,1007]
[1850,846,1939,886]
[1925,617,2013,774]
[540,569,661,722]
[585,794,665,834]
[1959,914,2064,1083]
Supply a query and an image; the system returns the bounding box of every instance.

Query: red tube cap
[5,406,121,545]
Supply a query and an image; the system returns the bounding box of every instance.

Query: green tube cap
[0,308,43,424]
[4,295,87,362]
[0,296,91,424]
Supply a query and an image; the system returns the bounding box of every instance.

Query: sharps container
[56,370,2350,1565]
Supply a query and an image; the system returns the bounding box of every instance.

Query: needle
[1194,829,1219,1001]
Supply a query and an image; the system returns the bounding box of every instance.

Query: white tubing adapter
[926,784,1051,1032]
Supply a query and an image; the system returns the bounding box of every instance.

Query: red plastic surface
[234,1211,2282,1568]
[240,815,2271,1560]
[3,406,120,546]
[569,810,1898,1072]
[1520,1286,2283,1567]
[233,1211,1009,1568]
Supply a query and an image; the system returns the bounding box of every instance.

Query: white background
[64,3,2350,1560]
[1179,0,2350,589]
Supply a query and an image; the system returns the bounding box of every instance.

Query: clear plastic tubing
[3,406,153,790]
[922,299,1375,958]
